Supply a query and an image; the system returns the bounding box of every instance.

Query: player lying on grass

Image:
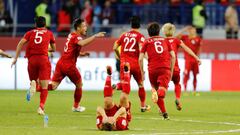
[176,26,202,96]
[113,16,150,112]
[0,49,12,58]
[96,65,131,131]
[31,18,105,113]
[162,23,201,110]
[11,16,56,115]
[139,22,176,119]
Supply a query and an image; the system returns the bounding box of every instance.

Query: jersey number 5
[123,37,136,52]
[154,41,163,54]
[34,31,43,44]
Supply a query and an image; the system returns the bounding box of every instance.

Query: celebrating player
[113,16,150,112]
[35,18,105,112]
[176,26,202,96]
[139,22,176,119]
[96,66,129,131]
[0,49,12,58]
[162,23,201,110]
[11,16,56,115]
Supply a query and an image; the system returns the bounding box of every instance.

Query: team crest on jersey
[191,39,196,44]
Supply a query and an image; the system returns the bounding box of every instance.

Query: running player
[113,16,150,112]
[162,23,201,110]
[11,16,56,115]
[139,22,176,119]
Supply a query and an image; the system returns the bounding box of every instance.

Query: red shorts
[149,68,171,89]
[120,61,142,84]
[185,60,199,74]
[51,60,82,84]
[27,55,51,81]
[96,116,128,130]
[172,71,180,84]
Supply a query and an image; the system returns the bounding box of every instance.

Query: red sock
[36,83,41,92]
[157,98,166,113]
[157,88,166,98]
[193,75,197,91]
[74,88,82,108]
[122,72,130,94]
[40,89,48,109]
[116,82,122,90]
[183,73,189,91]
[138,87,146,107]
[104,76,113,97]
[174,83,181,99]
[48,84,53,91]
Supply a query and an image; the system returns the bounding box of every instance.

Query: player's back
[60,32,82,65]
[25,28,55,58]
[117,30,145,62]
[142,36,172,71]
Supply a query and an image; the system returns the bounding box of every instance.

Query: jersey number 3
[123,37,136,52]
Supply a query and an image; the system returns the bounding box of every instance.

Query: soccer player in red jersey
[0,49,12,58]
[162,23,201,110]
[11,16,56,115]
[139,22,176,119]
[36,18,105,112]
[176,26,202,95]
[96,66,129,131]
[113,16,150,112]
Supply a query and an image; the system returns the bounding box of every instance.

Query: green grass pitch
[0,90,240,135]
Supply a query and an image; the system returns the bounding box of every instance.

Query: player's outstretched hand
[95,32,106,38]
[79,51,90,57]
[11,58,17,68]
[6,54,12,58]
[197,59,202,65]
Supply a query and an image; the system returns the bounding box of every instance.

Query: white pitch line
[128,129,240,135]
[134,116,240,127]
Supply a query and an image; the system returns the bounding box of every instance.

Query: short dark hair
[130,16,140,29]
[147,22,160,37]
[101,122,114,131]
[35,16,46,28]
[73,18,84,30]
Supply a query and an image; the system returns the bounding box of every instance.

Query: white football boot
[72,106,86,112]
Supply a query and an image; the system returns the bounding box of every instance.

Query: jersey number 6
[154,41,163,54]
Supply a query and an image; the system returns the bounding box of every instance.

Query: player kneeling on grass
[139,22,176,119]
[96,66,129,131]
[162,23,201,111]
[0,49,12,58]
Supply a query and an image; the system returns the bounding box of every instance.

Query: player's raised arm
[77,32,106,47]
[170,50,176,79]
[0,49,12,58]
[113,107,127,121]
[180,40,201,65]
[11,38,28,67]
[96,106,108,119]
[113,41,120,60]
[175,26,191,39]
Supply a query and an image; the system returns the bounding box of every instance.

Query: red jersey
[166,37,181,72]
[105,105,119,117]
[141,36,173,71]
[116,30,145,63]
[181,35,201,62]
[60,32,83,65]
[24,28,55,58]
